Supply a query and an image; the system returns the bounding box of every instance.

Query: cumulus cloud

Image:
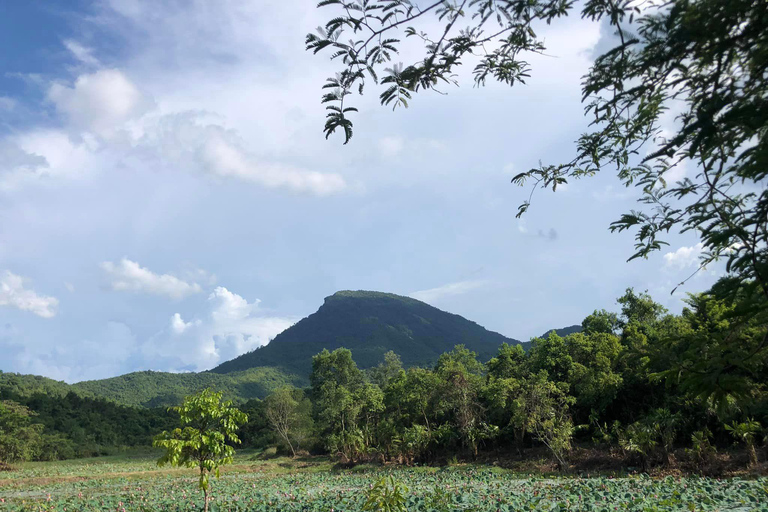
[170,313,200,334]
[101,258,202,299]
[0,271,59,318]
[411,279,489,303]
[48,69,152,137]
[663,243,704,270]
[146,286,296,371]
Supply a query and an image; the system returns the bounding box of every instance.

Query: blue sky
[0,0,717,382]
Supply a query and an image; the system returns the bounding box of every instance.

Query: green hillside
[71,367,304,408]
[539,324,582,339]
[0,371,91,399]
[212,290,520,375]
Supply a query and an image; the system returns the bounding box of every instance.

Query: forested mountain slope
[212,290,520,376]
[71,367,304,408]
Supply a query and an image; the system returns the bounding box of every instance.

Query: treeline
[249,288,768,471]
[0,390,176,462]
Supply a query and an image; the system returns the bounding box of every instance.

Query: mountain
[0,367,304,408]
[2,290,522,408]
[539,324,582,338]
[212,290,520,376]
[71,367,304,408]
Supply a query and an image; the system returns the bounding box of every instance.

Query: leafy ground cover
[1,451,766,511]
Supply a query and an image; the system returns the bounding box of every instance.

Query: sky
[0,0,719,383]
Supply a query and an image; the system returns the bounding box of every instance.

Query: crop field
[1,451,767,512]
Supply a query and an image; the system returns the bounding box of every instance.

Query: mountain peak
[212,289,520,376]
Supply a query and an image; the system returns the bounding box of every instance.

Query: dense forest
[243,287,768,473]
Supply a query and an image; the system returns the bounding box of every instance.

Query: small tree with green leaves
[524,372,575,471]
[154,389,248,512]
[362,475,409,512]
[725,418,762,467]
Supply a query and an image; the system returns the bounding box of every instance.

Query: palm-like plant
[725,419,762,467]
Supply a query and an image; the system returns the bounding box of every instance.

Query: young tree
[264,387,313,457]
[523,372,575,471]
[154,389,248,512]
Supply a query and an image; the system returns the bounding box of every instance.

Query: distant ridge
[212,290,521,376]
[539,324,582,339]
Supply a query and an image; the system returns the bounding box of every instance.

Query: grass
[1,449,766,511]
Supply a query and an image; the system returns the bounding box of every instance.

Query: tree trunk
[204,487,210,512]
[748,443,758,467]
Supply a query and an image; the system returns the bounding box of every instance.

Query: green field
[1,451,767,511]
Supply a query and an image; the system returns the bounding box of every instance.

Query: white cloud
[378,136,405,157]
[411,279,490,303]
[0,139,49,181]
[0,271,59,318]
[64,39,101,67]
[48,69,152,137]
[200,131,347,195]
[146,286,295,370]
[170,312,200,334]
[101,258,202,299]
[663,242,704,270]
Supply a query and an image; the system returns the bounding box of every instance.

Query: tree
[310,348,366,459]
[0,400,43,464]
[153,389,248,512]
[523,372,575,471]
[264,387,313,457]
[368,351,404,388]
[307,0,768,318]
[435,346,487,456]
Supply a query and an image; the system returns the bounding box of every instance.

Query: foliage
[685,428,716,467]
[3,456,767,512]
[153,389,248,512]
[521,372,575,470]
[362,475,409,512]
[725,418,762,466]
[72,367,304,408]
[0,400,44,464]
[264,387,314,457]
[0,386,176,460]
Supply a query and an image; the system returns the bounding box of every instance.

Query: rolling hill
[211,290,521,376]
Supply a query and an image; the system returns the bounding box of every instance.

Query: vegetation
[1,453,766,511]
[153,389,248,512]
[212,290,519,376]
[73,367,304,408]
[0,389,176,461]
[230,286,767,475]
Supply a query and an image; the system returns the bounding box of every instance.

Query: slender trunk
[749,443,758,467]
[204,487,209,512]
